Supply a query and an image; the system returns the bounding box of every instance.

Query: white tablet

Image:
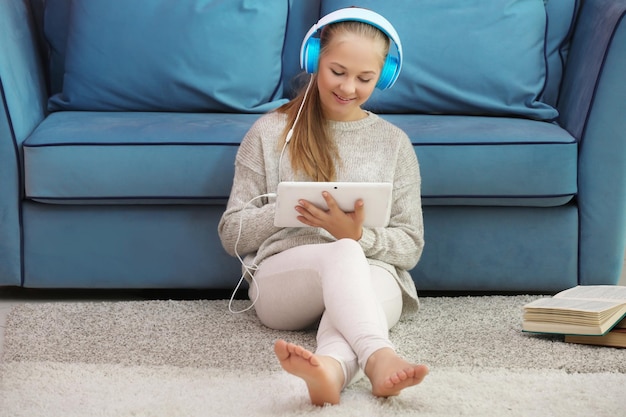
[274,181,393,228]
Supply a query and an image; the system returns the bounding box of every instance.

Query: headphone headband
[300,8,403,90]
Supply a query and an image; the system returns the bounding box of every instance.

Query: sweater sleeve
[358,133,424,271]
[217,123,280,257]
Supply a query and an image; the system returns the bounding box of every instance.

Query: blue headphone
[300,8,403,90]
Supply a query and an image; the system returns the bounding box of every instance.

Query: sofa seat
[386,115,577,207]
[23,111,260,204]
[24,112,577,209]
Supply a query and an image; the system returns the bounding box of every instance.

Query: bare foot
[274,339,344,406]
[364,347,429,398]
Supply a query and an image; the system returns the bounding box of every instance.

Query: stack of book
[522,285,626,348]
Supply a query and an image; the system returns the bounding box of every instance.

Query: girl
[218,8,428,406]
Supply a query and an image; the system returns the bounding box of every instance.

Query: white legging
[249,238,403,388]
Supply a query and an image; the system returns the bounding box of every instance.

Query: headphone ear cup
[302,37,321,74]
[376,54,399,90]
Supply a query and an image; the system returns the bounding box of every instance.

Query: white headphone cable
[228,192,276,314]
[230,76,312,313]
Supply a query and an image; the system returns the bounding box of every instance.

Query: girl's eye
[329,68,372,83]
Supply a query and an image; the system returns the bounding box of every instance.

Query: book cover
[564,328,626,348]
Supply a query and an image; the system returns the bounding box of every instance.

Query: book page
[524,297,624,313]
[553,285,626,303]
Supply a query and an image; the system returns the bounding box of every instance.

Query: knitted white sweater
[218,111,424,316]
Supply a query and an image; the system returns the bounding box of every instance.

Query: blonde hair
[277,21,390,182]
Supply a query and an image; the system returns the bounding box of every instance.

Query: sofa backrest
[31,0,578,119]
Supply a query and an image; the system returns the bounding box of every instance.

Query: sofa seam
[23,142,244,147]
[539,5,550,103]
[26,194,576,202]
[23,140,578,148]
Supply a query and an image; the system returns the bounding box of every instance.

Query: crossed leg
[251,239,428,405]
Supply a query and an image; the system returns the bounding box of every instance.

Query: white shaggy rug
[1,296,625,416]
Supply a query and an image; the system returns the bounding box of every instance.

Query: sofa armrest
[0,0,48,285]
[559,0,626,285]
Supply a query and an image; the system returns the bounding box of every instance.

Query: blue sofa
[1,0,625,293]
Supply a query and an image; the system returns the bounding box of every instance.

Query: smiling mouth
[334,93,355,103]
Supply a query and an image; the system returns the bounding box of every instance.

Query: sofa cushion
[24,113,576,208]
[47,0,288,113]
[322,0,559,121]
[383,115,577,207]
[24,112,260,203]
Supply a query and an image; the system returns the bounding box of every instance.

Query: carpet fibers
[0,296,624,416]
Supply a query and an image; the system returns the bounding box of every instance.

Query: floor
[1,255,626,359]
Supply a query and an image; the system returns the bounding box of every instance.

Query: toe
[274,340,290,360]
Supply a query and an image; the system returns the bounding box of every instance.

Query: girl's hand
[295,191,364,240]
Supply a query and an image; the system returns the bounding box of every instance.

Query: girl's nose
[339,78,356,95]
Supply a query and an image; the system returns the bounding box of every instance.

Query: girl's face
[317,33,385,122]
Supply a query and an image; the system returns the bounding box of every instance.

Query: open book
[522,285,626,336]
